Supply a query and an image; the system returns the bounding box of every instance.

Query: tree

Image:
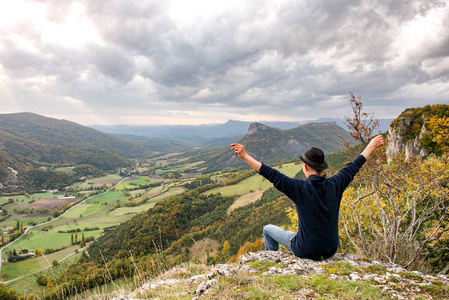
[222,240,230,256]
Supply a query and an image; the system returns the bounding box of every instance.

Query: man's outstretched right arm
[231,143,262,172]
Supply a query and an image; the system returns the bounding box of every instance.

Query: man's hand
[361,135,384,159]
[231,143,247,159]
[231,143,262,172]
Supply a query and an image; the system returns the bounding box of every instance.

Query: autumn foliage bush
[338,94,449,273]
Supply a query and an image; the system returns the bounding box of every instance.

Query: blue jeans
[263,224,296,251]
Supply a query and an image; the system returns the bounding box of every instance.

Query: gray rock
[194,279,218,295]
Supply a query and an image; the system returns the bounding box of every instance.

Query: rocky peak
[247,122,271,136]
[386,116,429,162]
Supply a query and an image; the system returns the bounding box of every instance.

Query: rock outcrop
[386,116,429,162]
[112,251,449,300]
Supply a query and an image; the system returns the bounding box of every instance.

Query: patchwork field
[1,175,187,283]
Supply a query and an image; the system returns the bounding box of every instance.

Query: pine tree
[71,233,74,245]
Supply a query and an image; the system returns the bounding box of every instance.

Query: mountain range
[90,118,393,142]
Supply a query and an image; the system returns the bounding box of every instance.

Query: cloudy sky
[0,0,448,125]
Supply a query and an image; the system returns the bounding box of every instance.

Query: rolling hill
[0,113,149,189]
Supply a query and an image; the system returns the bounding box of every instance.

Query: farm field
[0,193,60,228]
[203,162,301,197]
[71,174,123,190]
[1,244,82,281]
[155,161,205,174]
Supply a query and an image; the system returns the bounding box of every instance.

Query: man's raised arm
[231,143,262,172]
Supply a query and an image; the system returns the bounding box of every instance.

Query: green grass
[84,190,127,205]
[4,228,73,252]
[54,166,75,173]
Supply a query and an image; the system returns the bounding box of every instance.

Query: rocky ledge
[112,251,449,300]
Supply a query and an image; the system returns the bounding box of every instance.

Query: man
[231,135,384,260]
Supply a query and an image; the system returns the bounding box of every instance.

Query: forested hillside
[0,112,151,158]
[0,113,143,191]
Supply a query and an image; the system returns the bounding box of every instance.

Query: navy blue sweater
[259,155,366,260]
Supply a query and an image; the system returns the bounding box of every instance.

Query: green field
[204,162,300,196]
[54,166,75,173]
[2,244,82,281]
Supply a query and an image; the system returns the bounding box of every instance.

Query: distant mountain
[110,133,193,153]
[193,121,358,173]
[90,118,393,145]
[314,117,393,134]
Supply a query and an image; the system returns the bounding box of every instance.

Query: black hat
[299,147,328,171]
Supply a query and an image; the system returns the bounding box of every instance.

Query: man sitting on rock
[231,135,384,260]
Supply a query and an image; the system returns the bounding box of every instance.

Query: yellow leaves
[339,152,449,267]
[285,206,298,232]
[427,116,449,145]
[222,240,230,255]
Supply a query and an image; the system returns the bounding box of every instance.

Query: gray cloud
[0,0,448,125]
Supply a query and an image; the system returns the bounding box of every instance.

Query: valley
[0,152,303,296]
